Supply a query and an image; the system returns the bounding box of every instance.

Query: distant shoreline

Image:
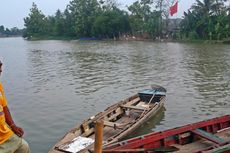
[3,35,230,44]
[0,35,22,38]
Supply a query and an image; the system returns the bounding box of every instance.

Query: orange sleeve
[0,82,8,107]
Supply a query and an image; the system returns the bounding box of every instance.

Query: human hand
[11,125,24,137]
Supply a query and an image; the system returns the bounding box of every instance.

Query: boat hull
[49,89,166,153]
[104,115,230,153]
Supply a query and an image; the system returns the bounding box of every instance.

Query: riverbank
[25,35,76,41]
[0,35,22,38]
[23,35,230,44]
[176,39,230,44]
[122,37,230,44]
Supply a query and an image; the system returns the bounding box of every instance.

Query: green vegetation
[23,0,230,41]
[180,0,230,41]
[23,1,131,39]
[0,25,23,37]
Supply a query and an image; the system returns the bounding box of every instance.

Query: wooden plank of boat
[121,103,148,111]
[103,146,179,152]
[190,129,226,145]
[203,143,230,153]
[103,115,230,153]
[103,121,124,130]
[172,128,230,153]
[49,86,166,153]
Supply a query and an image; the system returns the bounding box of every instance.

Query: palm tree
[190,0,226,39]
[191,0,215,38]
[180,10,198,39]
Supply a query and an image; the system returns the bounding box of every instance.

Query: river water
[0,37,230,153]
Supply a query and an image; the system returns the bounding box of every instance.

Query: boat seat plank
[124,97,140,106]
[104,121,123,129]
[121,105,146,111]
[191,129,226,145]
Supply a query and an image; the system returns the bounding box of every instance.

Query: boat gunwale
[104,115,230,152]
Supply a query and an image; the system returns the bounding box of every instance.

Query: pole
[94,120,104,153]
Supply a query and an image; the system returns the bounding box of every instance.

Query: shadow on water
[123,107,165,140]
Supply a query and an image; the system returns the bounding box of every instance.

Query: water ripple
[1,38,230,153]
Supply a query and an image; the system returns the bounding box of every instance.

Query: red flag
[170,1,178,16]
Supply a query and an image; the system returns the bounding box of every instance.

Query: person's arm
[3,106,24,137]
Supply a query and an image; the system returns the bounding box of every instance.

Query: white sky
[0,0,195,29]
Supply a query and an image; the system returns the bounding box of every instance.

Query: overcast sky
[0,0,195,29]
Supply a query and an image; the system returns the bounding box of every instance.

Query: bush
[188,31,199,40]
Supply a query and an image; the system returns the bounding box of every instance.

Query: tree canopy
[0,25,23,37]
[180,0,230,40]
[23,0,230,40]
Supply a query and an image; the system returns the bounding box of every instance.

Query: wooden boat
[103,115,230,153]
[49,86,166,153]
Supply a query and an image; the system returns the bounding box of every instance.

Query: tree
[128,0,153,35]
[68,0,101,37]
[53,9,65,36]
[128,1,144,34]
[99,0,120,10]
[181,0,229,40]
[128,0,164,38]
[4,28,11,35]
[62,8,75,37]
[24,2,46,38]
[93,8,130,39]
[10,27,21,35]
[145,11,162,38]
[180,10,198,39]
[191,0,218,38]
[0,25,4,33]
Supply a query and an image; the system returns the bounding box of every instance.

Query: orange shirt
[0,82,13,144]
